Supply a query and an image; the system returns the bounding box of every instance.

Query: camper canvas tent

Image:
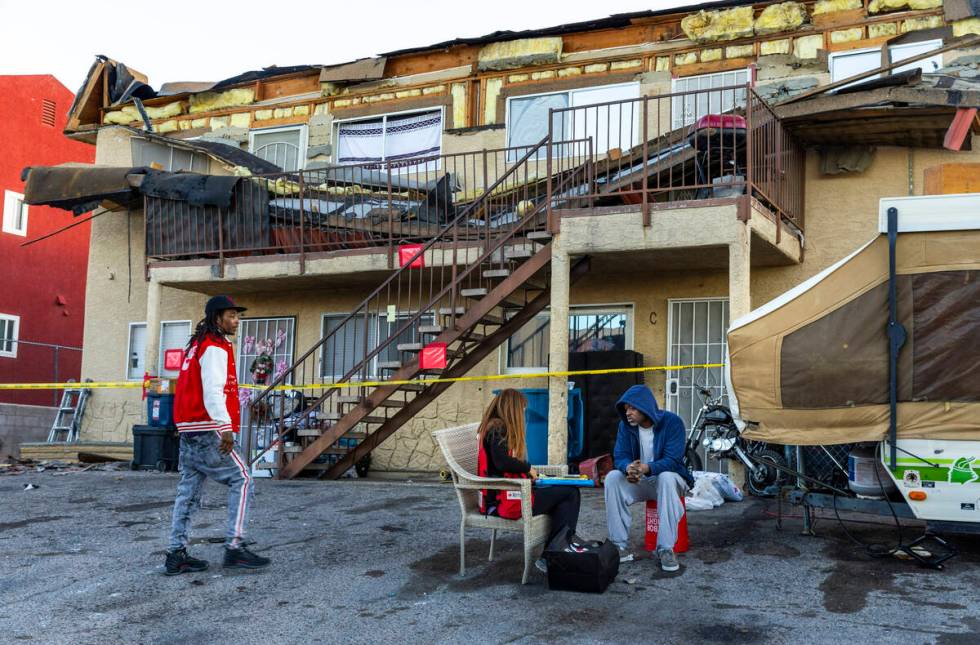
[728,194,980,446]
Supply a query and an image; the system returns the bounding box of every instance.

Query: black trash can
[132,424,180,472]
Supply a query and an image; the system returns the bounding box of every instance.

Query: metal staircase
[243,137,591,479]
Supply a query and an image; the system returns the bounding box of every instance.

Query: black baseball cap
[205,295,247,318]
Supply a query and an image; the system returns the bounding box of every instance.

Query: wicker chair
[432,423,565,584]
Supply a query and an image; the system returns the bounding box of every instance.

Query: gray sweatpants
[604,469,688,552]
[168,432,253,552]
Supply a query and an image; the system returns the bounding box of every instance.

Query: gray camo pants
[604,469,688,552]
[168,432,253,552]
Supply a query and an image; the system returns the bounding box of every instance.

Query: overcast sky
[0,0,684,93]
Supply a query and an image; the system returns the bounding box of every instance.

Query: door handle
[667,378,679,396]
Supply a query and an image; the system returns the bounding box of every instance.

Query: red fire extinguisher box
[420,342,447,370]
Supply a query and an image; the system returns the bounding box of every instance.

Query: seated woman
[477,388,581,572]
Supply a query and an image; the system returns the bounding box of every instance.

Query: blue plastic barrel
[494,388,584,464]
[146,393,175,428]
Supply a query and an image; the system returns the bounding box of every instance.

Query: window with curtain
[671,69,750,130]
[321,313,378,380]
[506,83,640,160]
[335,109,442,171]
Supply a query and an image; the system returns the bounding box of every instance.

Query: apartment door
[666,298,729,471]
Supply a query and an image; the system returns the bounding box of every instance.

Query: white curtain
[337,118,385,164]
[384,111,442,162]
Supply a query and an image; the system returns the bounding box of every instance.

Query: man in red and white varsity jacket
[165,295,271,575]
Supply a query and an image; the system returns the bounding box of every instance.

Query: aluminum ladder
[47,380,91,443]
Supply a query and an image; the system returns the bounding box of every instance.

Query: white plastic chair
[432,423,564,584]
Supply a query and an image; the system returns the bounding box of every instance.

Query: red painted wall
[0,75,95,406]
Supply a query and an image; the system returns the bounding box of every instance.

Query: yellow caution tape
[0,363,724,392]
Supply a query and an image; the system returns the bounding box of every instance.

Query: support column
[547,235,570,470]
[144,277,163,379]
[727,224,752,483]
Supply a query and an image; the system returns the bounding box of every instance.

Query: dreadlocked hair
[187,314,225,350]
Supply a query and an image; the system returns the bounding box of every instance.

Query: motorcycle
[683,383,788,497]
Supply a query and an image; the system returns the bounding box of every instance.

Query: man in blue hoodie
[605,384,694,572]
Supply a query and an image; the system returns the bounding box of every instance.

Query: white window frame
[158,319,192,377]
[670,68,753,130]
[501,303,635,374]
[829,39,944,88]
[0,313,20,358]
[3,190,28,237]
[332,106,445,169]
[504,82,641,161]
[248,124,310,172]
[126,322,147,380]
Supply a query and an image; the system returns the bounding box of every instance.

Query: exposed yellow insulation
[901,15,944,32]
[700,48,723,62]
[188,88,255,114]
[681,7,755,43]
[254,109,273,121]
[868,22,898,38]
[178,120,192,131]
[830,28,864,43]
[104,100,185,125]
[451,83,467,128]
[868,0,941,13]
[953,18,980,37]
[477,37,563,71]
[313,103,327,115]
[293,105,310,116]
[209,116,230,130]
[508,73,530,82]
[655,56,670,71]
[760,39,791,56]
[726,44,755,58]
[273,107,293,118]
[610,59,642,70]
[557,67,583,77]
[320,82,343,97]
[394,89,422,98]
[229,112,251,128]
[155,119,179,134]
[793,34,825,59]
[422,85,446,95]
[483,78,503,124]
[754,2,808,36]
[812,0,862,14]
[334,98,353,108]
[531,70,556,80]
[584,63,609,73]
[675,52,699,66]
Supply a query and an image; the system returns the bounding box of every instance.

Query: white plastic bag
[692,470,744,502]
[688,476,724,509]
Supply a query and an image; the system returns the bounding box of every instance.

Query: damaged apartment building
[22,0,980,478]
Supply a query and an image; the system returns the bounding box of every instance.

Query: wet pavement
[1,470,979,644]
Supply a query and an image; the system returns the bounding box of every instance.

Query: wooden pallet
[18,441,133,462]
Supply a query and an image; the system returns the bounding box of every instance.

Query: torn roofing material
[21,166,245,214]
[319,58,387,83]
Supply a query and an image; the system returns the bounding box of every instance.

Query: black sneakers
[223,545,271,570]
[164,548,209,576]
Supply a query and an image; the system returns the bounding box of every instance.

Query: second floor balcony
[137,84,804,278]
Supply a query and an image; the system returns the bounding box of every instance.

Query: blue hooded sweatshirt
[613,384,694,487]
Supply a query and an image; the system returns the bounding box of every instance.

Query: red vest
[478,436,531,520]
[174,335,241,434]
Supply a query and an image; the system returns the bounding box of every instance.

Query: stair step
[482,269,511,279]
[480,313,504,325]
[504,247,535,260]
[376,399,406,408]
[283,444,304,453]
[398,383,426,392]
[438,306,466,316]
[337,395,363,404]
[296,428,368,438]
[460,288,488,298]
[396,343,423,352]
[526,231,553,240]
[419,325,443,335]
[378,361,402,370]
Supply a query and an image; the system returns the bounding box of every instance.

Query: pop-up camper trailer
[728,193,980,535]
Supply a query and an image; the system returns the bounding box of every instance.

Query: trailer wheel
[747,448,788,497]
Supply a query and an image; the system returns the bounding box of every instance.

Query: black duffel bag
[543,527,619,593]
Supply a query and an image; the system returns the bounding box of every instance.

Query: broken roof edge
[113,125,281,174]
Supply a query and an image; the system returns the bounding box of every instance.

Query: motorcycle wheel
[746,448,787,497]
[684,446,703,473]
